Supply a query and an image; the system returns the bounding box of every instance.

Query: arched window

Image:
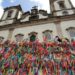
[58,1,66,9]
[0,36,4,43]
[62,10,68,15]
[7,10,13,19]
[28,32,38,42]
[43,30,52,41]
[67,27,75,40]
[15,34,24,42]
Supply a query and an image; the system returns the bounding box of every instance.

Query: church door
[30,34,36,42]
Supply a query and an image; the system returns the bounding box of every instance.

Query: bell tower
[0,5,22,26]
[49,0,75,16]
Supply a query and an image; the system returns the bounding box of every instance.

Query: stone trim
[28,32,38,35]
[42,30,52,33]
[15,33,24,37]
[53,8,75,12]
[0,14,75,31]
[4,5,22,11]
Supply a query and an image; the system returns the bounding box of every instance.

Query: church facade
[0,0,75,42]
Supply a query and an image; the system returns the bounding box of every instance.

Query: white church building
[0,0,75,42]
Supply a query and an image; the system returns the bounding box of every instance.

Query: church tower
[49,0,75,16]
[0,5,22,26]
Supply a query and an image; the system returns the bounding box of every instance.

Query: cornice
[0,14,75,31]
[4,5,22,11]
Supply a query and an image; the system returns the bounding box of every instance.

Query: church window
[62,11,68,15]
[15,34,24,42]
[7,10,13,19]
[0,36,4,43]
[58,1,66,9]
[43,30,52,41]
[30,34,36,42]
[67,28,75,40]
[29,32,37,42]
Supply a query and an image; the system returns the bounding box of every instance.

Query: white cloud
[30,0,75,13]
[10,0,15,3]
[30,0,50,13]
[71,0,75,7]
[0,0,3,3]
[0,0,4,19]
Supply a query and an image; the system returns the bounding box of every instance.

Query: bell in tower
[49,0,75,16]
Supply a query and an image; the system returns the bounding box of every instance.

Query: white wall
[2,11,8,20]
[21,15,30,22]
[54,0,61,11]
[65,0,72,8]
[17,11,23,19]
[39,14,48,19]
[0,30,9,41]
[0,19,14,26]
[11,23,57,42]
[0,19,75,42]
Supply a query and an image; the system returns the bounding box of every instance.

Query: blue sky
[0,0,50,18]
[2,0,41,11]
[0,0,75,18]
[1,0,50,12]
